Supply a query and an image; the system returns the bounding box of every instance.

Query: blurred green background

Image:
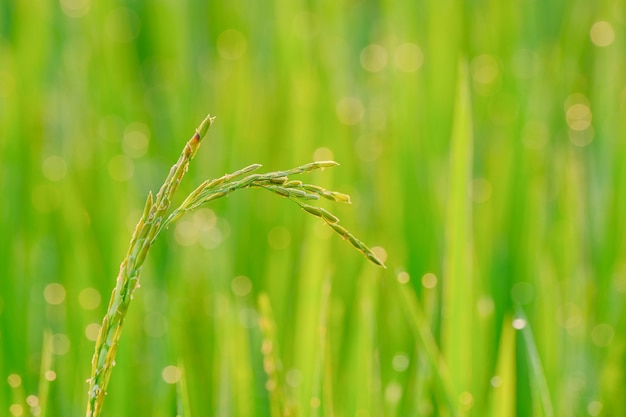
[1,1,625,416]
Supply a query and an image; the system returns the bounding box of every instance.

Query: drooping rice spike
[87,114,384,417]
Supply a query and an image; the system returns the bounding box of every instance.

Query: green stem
[85,114,215,417]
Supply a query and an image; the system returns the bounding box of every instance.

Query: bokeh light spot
[78,288,101,310]
[122,122,150,158]
[9,404,23,417]
[588,400,603,416]
[421,272,437,289]
[125,209,142,233]
[194,208,217,231]
[265,378,276,391]
[44,283,66,305]
[393,43,424,72]
[44,371,56,381]
[564,93,589,110]
[60,0,91,18]
[477,296,495,317]
[459,391,474,409]
[175,208,221,249]
[385,382,403,404]
[162,365,182,384]
[371,246,387,264]
[174,219,198,246]
[42,156,67,181]
[397,271,410,284]
[566,103,592,131]
[231,275,252,297]
[313,147,334,161]
[286,369,302,387]
[360,44,388,73]
[7,374,22,388]
[569,127,594,147]
[198,227,224,249]
[336,97,364,125]
[512,318,527,330]
[591,323,615,347]
[108,155,134,182]
[590,21,615,47]
[392,353,410,372]
[264,356,275,374]
[471,54,499,85]
[490,376,502,387]
[26,395,39,407]
[85,323,101,341]
[563,94,594,146]
[217,30,247,60]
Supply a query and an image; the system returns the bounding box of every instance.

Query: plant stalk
[85,114,215,417]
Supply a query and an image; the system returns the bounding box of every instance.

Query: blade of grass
[37,330,54,417]
[442,60,474,406]
[487,317,516,417]
[214,294,233,417]
[515,307,554,417]
[311,275,332,417]
[229,294,256,417]
[398,278,459,417]
[176,360,192,417]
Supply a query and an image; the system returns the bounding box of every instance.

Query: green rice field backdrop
[1,1,625,416]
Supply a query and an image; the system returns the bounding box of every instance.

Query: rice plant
[85,114,385,417]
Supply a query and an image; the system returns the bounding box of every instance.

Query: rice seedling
[85,114,385,417]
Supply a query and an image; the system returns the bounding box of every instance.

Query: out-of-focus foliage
[1,1,624,416]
